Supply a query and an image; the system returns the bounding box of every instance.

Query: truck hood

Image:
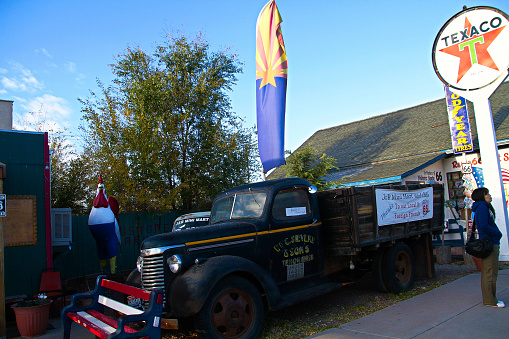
[141,220,258,250]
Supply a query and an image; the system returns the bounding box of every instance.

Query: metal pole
[472,98,509,258]
[463,153,469,244]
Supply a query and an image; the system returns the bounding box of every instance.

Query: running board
[270,280,342,311]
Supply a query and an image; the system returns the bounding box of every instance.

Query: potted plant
[11,295,53,337]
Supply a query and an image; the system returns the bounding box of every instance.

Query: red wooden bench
[61,275,164,339]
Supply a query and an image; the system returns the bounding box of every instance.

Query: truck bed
[317,183,444,256]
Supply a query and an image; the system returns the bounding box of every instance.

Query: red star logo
[440,18,505,83]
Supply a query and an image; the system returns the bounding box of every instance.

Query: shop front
[442,147,509,230]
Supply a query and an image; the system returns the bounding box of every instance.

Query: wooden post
[0,176,5,339]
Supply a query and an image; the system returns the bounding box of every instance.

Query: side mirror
[308,186,317,194]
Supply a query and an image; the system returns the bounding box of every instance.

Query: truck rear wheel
[382,243,415,293]
[195,276,264,339]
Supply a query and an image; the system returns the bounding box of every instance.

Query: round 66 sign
[432,6,509,91]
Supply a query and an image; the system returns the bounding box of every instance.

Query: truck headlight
[136,256,143,272]
[168,255,182,273]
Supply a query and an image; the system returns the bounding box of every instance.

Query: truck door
[269,187,322,284]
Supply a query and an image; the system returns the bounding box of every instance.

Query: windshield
[211,192,267,224]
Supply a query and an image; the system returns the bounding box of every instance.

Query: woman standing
[471,187,504,308]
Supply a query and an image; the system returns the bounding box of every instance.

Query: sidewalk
[9,270,509,338]
[307,270,509,339]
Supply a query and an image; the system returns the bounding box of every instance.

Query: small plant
[13,294,51,308]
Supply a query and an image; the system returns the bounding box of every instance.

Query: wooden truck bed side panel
[317,184,444,256]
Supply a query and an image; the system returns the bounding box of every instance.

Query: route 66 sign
[0,194,5,217]
[462,163,473,174]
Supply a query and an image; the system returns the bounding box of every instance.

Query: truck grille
[141,253,165,308]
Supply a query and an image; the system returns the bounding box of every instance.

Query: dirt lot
[162,259,483,339]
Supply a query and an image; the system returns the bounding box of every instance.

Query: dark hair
[471,187,496,217]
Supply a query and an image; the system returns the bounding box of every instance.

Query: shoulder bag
[465,218,493,259]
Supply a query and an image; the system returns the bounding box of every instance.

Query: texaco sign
[432,6,509,91]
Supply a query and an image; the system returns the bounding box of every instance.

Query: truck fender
[167,255,281,317]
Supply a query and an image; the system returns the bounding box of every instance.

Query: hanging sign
[432,6,509,91]
[0,194,5,216]
[462,162,473,174]
[445,86,474,154]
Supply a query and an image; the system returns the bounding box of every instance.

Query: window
[51,208,71,246]
[211,192,267,224]
[272,188,311,220]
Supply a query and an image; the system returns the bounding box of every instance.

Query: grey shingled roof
[269,81,509,185]
[323,153,446,186]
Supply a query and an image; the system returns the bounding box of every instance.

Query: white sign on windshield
[286,207,306,217]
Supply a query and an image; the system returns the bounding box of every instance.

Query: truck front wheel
[195,276,264,339]
[382,243,415,293]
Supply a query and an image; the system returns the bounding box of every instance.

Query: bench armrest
[61,275,106,315]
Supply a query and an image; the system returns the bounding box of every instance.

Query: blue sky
[1,0,508,153]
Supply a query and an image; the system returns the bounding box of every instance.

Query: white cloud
[65,61,76,73]
[1,63,43,92]
[75,73,86,82]
[0,89,6,95]
[64,61,86,83]
[22,94,71,118]
[0,68,7,74]
[14,94,73,132]
[36,48,53,59]
[12,96,27,104]
[2,77,24,91]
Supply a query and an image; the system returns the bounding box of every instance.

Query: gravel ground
[161,258,490,339]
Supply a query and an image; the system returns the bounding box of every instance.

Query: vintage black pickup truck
[132,177,444,338]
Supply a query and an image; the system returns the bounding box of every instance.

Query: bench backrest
[97,277,163,316]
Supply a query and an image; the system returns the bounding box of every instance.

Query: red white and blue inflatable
[88,174,120,273]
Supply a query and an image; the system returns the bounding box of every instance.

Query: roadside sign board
[432,6,509,91]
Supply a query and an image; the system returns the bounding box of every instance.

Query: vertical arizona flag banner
[444,86,474,154]
[256,0,288,173]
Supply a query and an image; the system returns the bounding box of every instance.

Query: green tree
[80,33,260,212]
[285,147,338,190]
[51,152,94,212]
[15,110,93,212]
